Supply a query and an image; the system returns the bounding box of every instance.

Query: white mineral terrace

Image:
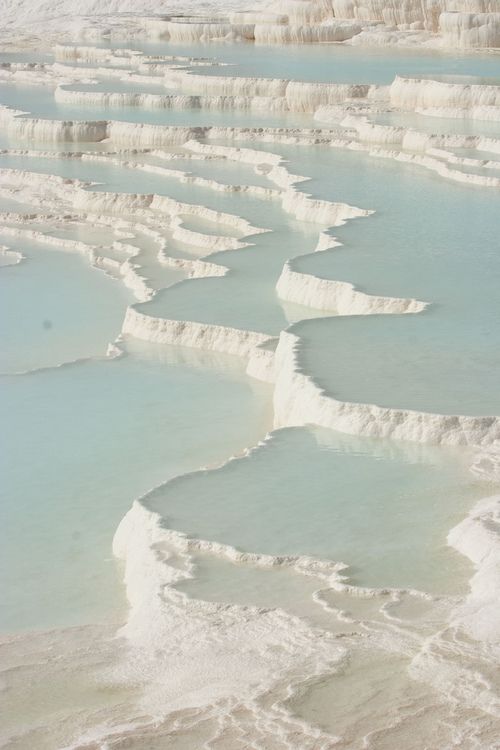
[1,30,499,429]
[1,6,500,749]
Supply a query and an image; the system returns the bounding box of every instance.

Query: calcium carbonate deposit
[1,1,499,748]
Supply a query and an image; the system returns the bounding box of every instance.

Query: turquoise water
[1,34,500,750]
[147,426,478,593]
[0,152,281,218]
[257,144,500,416]
[0,342,272,632]
[1,35,498,662]
[296,312,500,416]
[0,232,131,373]
[111,39,500,84]
[0,151,328,333]
[0,81,312,129]
[142,215,322,334]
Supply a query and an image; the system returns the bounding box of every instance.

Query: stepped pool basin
[1,19,499,750]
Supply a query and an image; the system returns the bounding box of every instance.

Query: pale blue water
[49,222,185,289]
[0,232,132,373]
[142,214,322,334]
[0,152,283,216]
[1,39,499,649]
[0,151,282,217]
[258,144,500,415]
[3,33,500,750]
[296,313,500,416]
[0,151,326,332]
[0,80,312,129]
[146,426,478,592]
[0,342,272,632]
[109,39,500,84]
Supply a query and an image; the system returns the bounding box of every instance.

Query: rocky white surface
[1,0,500,47]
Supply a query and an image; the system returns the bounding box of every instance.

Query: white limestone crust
[276,261,427,314]
[273,330,500,446]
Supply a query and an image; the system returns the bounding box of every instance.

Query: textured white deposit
[1,7,500,748]
[0,0,266,31]
[1,0,500,48]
